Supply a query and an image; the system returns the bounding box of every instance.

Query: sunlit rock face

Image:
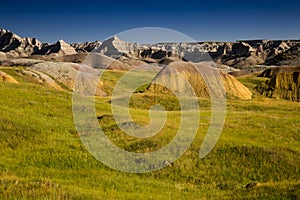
[256,66,300,102]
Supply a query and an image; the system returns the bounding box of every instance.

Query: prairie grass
[0,68,299,199]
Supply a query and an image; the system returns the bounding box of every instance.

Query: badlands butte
[0,28,299,101]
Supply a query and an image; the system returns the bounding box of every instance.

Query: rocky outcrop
[148,61,252,100]
[71,41,101,52]
[0,29,42,57]
[131,40,299,68]
[0,52,6,60]
[0,58,43,67]
[265,43,300,66]
[0,28,300,70]
[232,42,255,57]
[256,66,300,101]
[138,43,216,62]
[37,52,88,63]
[83,53,148,70]
[258,66,300,78]
[273,71,300,101]
[210,40,293,68]
[34,40,77,55]
[0,29,77,58]
[15,69,63,90]
[96,36,136,58]
[31,61,105,96]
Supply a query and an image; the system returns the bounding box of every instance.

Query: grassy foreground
[0,68,299,199]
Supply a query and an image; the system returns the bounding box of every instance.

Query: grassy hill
[0,67,299,199]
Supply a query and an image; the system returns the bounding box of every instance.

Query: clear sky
[1,0,300,43]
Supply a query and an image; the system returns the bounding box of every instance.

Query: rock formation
[71,41,101,52]
[4,28,300,102]
[256,66,300,101]
[31,61,105,96]
[48,40,77,55]
[1,28,300,70]
[148,61,252,100]
[210,40,293,69]
[265,43,300,66]
[0,29,77,58]
[0,70,18,83]
[0,29,42,58]
[34,40,77,55]
[95,36,136,58]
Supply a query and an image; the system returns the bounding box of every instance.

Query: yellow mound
[148,61,252,100]
[0,71,18,83]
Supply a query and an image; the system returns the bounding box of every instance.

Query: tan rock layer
[148,62,252,100]
[0,70,18,83]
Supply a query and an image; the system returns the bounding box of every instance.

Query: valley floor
[0,68,299,199]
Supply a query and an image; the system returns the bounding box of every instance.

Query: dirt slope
[148,61,252,100]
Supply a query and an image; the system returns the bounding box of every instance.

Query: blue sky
[1,0,300,43]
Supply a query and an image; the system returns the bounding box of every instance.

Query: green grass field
[0,68,299,199]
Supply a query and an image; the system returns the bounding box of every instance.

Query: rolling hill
[0,66,299,199]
